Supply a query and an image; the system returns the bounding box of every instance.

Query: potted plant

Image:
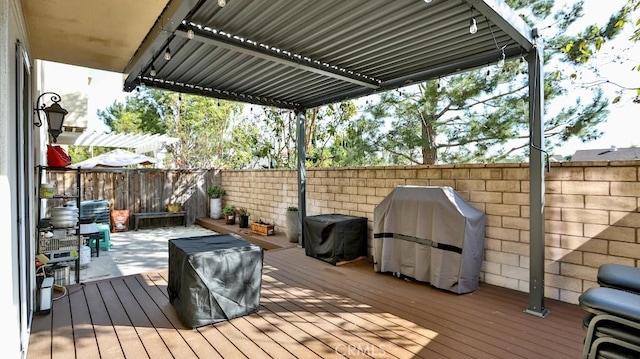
[285,206,299,243]
[236,207,249,228]
[166,202,182,213]
[222,205,236,225]
[250,219,275,236]
[207,185,226,219]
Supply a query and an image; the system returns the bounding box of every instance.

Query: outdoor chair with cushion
[578,286,640,359]
[597,263,640,294]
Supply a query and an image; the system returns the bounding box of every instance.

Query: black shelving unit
[36,165,81,284]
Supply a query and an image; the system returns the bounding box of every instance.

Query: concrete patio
[71,225,218,283]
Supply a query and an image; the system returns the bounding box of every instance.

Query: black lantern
[34,92,68,143]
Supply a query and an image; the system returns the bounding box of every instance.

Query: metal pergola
[123,0,548,317]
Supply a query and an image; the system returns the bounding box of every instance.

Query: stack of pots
[49,206,78,228]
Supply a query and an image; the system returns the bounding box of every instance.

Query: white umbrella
[71,149,157,169]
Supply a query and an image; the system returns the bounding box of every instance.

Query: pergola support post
[525,44,549,318]
[295,109,306,248]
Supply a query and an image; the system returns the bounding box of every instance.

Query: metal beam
[123,0,200,91]
[174,26,381,90]
[296,110,307,248]
[302,47,523,108]
[525,44,548,318]
[139,77,299,110]
[469,0,535,50]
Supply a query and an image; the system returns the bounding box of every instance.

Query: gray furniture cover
[168,233,263,328]
[373,185,485,294]
[304,214,368,265]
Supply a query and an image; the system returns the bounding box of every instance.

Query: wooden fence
[46,168,220,229]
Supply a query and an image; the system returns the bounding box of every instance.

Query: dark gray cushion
[579,287,640,322]
[598,264,640,293]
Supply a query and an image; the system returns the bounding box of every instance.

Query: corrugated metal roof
[124,0,534,110]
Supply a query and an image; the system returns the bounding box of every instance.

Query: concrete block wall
[222,161,640,304]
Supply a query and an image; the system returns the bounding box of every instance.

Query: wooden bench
[132,211,187,231]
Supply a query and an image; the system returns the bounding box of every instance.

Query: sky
[550,0,640,156]
[70,0,639,158]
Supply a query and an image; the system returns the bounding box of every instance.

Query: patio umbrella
[71,148,157,169]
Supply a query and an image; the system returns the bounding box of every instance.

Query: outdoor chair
[578,286,640,359]
[597,263,640,294]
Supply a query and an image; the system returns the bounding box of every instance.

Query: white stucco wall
[1,0,34,358]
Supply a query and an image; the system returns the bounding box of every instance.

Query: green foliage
[552,0,639,103]
[222,205,236,215]
[90,1,634,167]
[206,185,226,198]
[66,146,112,164]
[97,88,243,169]
[236,207,249,216]
[287,206,298,211]
[364,0,616,164]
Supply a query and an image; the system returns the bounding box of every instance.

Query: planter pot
[209,198,222,219]
[250,222,275,236]
[239,215,249,228]
[285,210,299,243]
[225,214,236,225]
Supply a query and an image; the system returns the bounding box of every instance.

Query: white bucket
[80,245,91,267]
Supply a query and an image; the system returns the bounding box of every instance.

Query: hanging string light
[187,27,195,39]
[164,48,172,61]
[469,7,478,34]
[469,18,478,34]
[150,65,157,77]
[218,0,226,7]
[498,48,506,68]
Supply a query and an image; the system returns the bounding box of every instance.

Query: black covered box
[168,233,263,328]
[304,214,368,265]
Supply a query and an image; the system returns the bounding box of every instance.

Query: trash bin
[46,264,70,286]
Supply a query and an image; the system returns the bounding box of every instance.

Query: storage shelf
[39,235,79,252]
[39,194,78,200]
[36,165,81,284]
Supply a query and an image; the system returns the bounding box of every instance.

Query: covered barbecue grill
[373,185,486,294]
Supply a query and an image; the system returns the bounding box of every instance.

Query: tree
[554,0,640,103]
[98,89,167,134]
[366,0,622,164]
[167,93,243,169]
[97,88,243,169]
[243,102,382,169]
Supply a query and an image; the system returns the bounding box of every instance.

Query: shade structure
[70,149,157,169]
[373,185,486,294]
[21,0,548,315]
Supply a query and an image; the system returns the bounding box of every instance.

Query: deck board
[68,284,100,359]
[83,284,126,359]
[28,246,586,359]
[136,273,222,358]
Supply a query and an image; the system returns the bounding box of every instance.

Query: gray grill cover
[168,234,263,328]
[373,186,485,294]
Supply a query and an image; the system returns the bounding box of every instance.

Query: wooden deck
[28,246,586,359]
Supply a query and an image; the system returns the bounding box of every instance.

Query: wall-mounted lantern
[34,92,68,143]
